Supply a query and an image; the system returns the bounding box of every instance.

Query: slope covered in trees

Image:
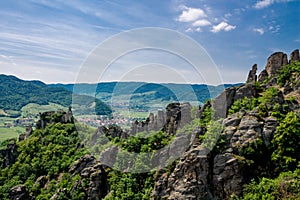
[0,74,112,115]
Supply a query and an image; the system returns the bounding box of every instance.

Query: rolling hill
[0,74,112,116]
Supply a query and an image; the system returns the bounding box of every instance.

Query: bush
[271,112,300,171]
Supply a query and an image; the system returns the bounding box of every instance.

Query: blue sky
[0,0,299,84]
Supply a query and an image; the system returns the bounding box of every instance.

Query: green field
[21,102,66,117]
[0,117,25,142]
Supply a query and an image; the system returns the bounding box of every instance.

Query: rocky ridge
[151,49,300,199]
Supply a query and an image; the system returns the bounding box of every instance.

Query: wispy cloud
[211,22,236,33]
[254,0,274,9]
[253,0,294,9]
[192,19,211,27]
[253,28,264,35]
[177,6,207,22]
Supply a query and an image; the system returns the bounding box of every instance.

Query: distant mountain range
[50,82,242,111]
[0,74,241,116]
[0,74,112,116]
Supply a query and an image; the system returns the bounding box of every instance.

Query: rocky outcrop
[265,52,288,77]
[258,69,268,82]
[290,49,300,62]
[213,84,258,119]
[151,108,279,199]
[151,147,212,200]
[130,102,192,135]
[50,155,108,200]
[246,64,257,83]
[18,126,33,142]
[9,185,33,200]
[0,141,18,169]
[36,108,73,129]
[213,87,236,119]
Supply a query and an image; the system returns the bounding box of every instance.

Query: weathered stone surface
[290,49,300,62]
[261,117,278,146]
[213,153,245,198]
[258,69,268,82]
[34,176,48,188]
[151,147,212,200]
[234,84,258,101]
[130,102,191,136]
[213,87,236,118]
[230,116,262,151]
[213,84,257,119]
[68,154,108,199]
[265,52,288,77]
[9,185,33,200]
[36,109,73,129]
[0,142,18,169]
[87,167,108,200]
[246,64,257,83]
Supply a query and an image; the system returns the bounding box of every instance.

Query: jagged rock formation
[36,108,73,129]
[213,84,258,118]
[50,154,108,200]
[9,185,33,200]
[290,49,300,62]
[18,125,33,141]
[0,141,18,169]
[130,102,192,135]
[246,64,257,83]
[151,49,300,199]
[265,52,288,77]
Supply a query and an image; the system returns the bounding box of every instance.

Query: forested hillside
[0,75,112,115]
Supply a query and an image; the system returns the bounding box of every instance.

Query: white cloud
[253,0,294,9]
[195,27,202,32]
[253,28,264,35]
[192,19,211,27]
[254,0,274,9]
[177,6,207,22]
[211,22,236,33]
[185,28,193,33]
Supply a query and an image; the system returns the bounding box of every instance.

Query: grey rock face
[246,64,257,83]
[0,142,18,169]
[213,87,236,118]
[9,185,33,200]
[151,147,212,200]
[130,102,191,135]
[265,52,288,77]
[290,49,300,62]
[258,69,268,82]
[67,154,108,200]
[213,84,257,119]
[213,153,245,198]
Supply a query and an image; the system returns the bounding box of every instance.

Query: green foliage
[104,171,154,200]
[229,97,259,115]
[0,122,87,199]
[200,120,223,151]
[241,138,267,168]
[271,112,300,171]
[277,61,300,87]
[239,170,300,200]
